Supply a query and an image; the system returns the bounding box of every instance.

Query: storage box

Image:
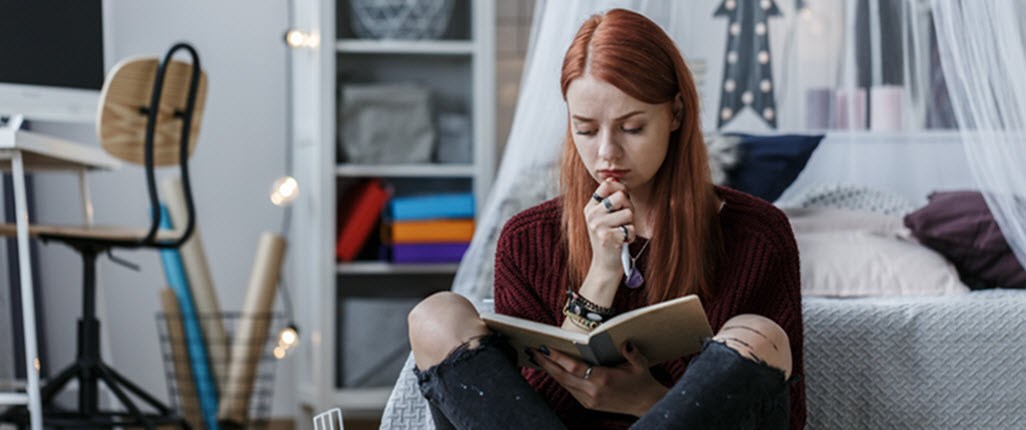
[338,83,435,164]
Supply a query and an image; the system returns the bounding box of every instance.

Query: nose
[597,129,622,162]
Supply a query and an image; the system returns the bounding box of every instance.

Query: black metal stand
[2,243,190,429]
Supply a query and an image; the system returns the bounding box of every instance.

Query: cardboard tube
[217,233,286,426]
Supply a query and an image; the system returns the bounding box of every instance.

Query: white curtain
[932,0,1026,278]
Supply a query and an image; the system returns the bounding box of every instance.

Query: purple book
[391,243,470,263]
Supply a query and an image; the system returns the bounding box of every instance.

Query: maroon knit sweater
[493,186,805,430]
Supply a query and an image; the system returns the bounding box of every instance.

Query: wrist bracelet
[562,302,600,331]
[565,288,615,322]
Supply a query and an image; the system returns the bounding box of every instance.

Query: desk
[0,119,121,430]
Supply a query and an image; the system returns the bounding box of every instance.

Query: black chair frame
[2,42,203,430]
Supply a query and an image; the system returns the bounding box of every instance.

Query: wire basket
[350,0,455,40]
[156,311,285,430]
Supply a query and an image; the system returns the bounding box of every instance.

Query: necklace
[624,239,650,289]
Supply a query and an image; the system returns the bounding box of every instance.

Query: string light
[270,176,299,206]
[284,29,319,49]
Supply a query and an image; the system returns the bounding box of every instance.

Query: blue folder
[158,205,220,430]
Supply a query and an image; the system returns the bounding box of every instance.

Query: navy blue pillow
[726,134,823,202]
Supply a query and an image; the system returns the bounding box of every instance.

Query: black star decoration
[715,0,783,129]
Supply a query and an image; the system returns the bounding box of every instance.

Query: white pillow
[787,207,969,297]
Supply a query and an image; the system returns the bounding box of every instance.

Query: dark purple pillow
[904,191,1026,289]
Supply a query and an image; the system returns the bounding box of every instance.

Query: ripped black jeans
[414,335,790,430]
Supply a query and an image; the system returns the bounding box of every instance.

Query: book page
[481,313,589,368]
[593,295,712,366]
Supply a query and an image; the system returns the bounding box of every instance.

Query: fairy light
[270,176,299,206]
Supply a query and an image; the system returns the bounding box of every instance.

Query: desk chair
[0,43,207,429]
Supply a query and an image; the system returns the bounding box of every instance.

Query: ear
[671,92,684,131]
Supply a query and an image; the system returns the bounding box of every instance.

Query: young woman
[408,9,804,429]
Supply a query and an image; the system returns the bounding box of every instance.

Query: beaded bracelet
[562,301,601,331]
[565,288,615,322]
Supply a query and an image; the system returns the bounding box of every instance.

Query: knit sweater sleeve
[492,208,559,325]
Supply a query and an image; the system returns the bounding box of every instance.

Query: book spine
[391,243,469,263]
[390,219,474,243]
[336,179,390,261]
[389,193,474,221]
[158,205,220,430]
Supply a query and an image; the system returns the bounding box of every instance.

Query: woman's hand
[586,178,635,280]
[529,341,668,417]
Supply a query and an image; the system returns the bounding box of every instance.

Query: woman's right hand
[585,178,636,283]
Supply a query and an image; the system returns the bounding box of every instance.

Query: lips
[598,169,629,180]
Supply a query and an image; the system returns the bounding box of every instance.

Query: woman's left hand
[530,341,668,417]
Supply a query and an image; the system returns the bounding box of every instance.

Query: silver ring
[601,197,614,212]
[619,225,629,242]
[583,366,594,380]
[592,193,604,203]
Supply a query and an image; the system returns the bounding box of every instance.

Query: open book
[481,295,713,368]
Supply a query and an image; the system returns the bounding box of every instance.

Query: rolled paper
[870,85,904,131]
[217,233,287,426]
[835,87,867,130]
[159,288,204,430]
[162,176,228,392]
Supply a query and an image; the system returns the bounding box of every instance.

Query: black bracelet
[565,289,615,323]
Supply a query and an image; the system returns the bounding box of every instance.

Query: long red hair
[559,9,723,304]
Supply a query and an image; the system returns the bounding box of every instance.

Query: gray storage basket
[338,83,435,164]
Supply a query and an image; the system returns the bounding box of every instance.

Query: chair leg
[96,364,154,430]
[99,362,172,415]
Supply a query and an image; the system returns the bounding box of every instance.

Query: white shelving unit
[288,0,495,425]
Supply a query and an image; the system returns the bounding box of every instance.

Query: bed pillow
[725,134,823,203]
[904,191,1026,289]
[788,207,969,297]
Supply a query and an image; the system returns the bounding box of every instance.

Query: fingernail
[539,345,551,356]
[626,342,634,353]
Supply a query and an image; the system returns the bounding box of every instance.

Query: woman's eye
[575,129,597,136]
[623,127,643,134]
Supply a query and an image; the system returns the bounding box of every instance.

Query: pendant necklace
[622,238,651,289]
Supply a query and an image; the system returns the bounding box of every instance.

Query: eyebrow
[571,110,645,122]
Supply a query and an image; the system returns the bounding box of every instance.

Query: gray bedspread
[382,290,1026,429]
[804,289,1026,429]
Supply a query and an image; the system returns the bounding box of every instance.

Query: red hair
[559,9,723,304]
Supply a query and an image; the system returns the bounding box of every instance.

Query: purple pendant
[625,268,645,289]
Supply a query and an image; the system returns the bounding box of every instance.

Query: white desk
[0,120,121,430]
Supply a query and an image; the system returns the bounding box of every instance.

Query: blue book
[389,193,475,221]
[158,205,220,430]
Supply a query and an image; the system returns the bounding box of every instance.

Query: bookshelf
[288,0,495,423]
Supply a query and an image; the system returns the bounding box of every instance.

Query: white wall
[25,0,295,418]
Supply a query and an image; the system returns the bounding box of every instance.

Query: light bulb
[273,346,287,360]
[284,29,319,48]
[278,324,299,348]
[285,30,308,48]
[270,176,299,206]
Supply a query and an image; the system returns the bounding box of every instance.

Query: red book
[336,179,390,261]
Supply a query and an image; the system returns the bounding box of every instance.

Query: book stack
[384,193,475,264]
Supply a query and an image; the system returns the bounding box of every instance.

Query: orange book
[336,179,390,261]
[389,219,475,244]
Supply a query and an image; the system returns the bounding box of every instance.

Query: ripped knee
[713,314,792,379]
